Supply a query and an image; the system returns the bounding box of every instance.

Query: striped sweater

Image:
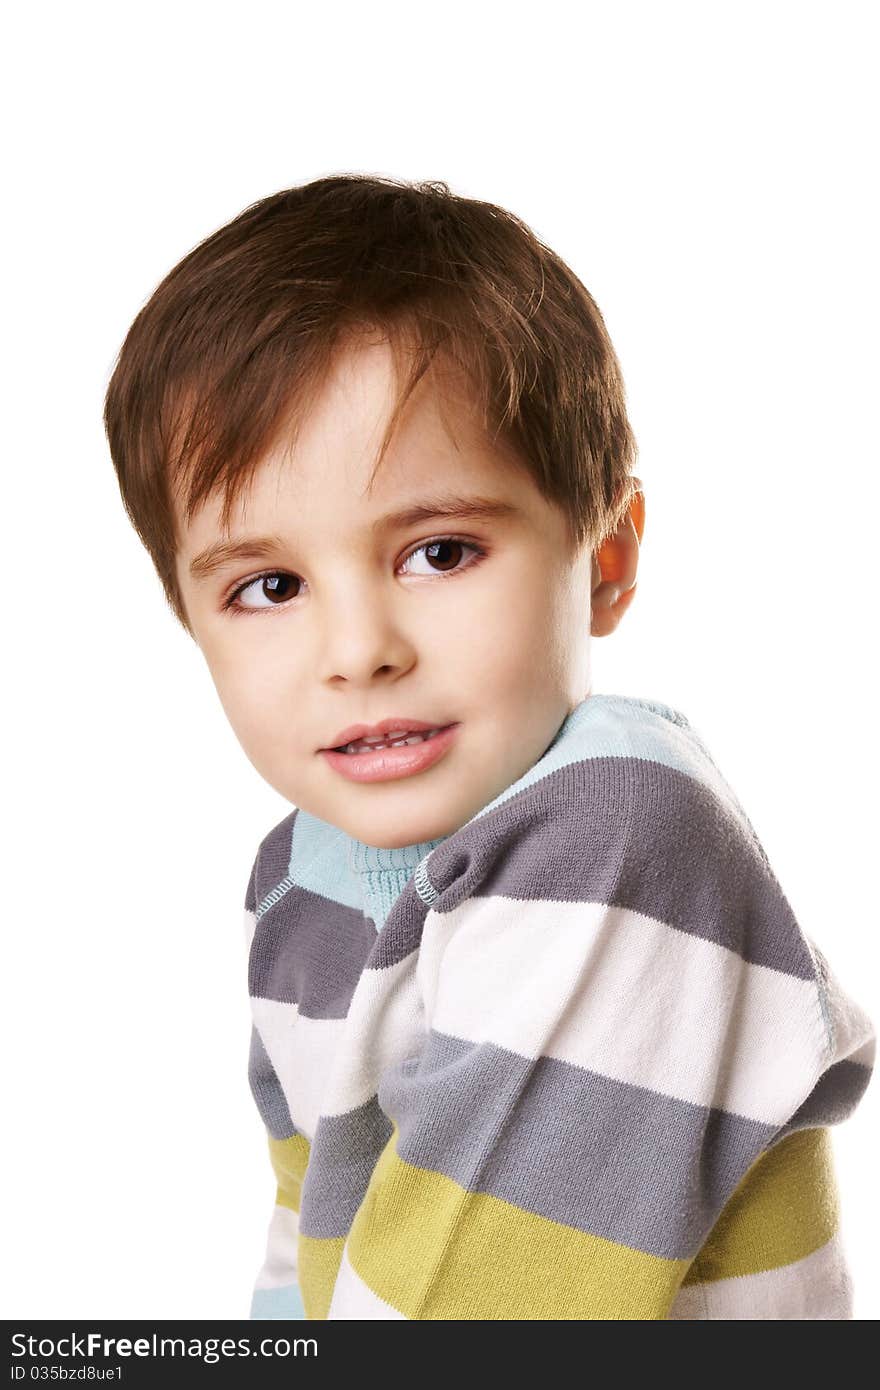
[243,692,875,1320]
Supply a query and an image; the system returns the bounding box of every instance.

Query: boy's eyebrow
[187,493,520,582]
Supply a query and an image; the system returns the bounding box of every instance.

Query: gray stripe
[248,1025,297,1141]
[253,810,298,904]
[378,1029,774,1261]
[298,1095,393,1239]
[424,757,816,978]
[249,885,378,1018]
[244,857,257,914]
[773,1058,873,1142]
[369,885,432,971]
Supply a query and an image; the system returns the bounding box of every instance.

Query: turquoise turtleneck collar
[347,833,449,929]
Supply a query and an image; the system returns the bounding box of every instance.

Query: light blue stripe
[250,1282,307,1320]
[288,814,359,909]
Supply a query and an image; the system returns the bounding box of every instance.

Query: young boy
[104,174,874,1320]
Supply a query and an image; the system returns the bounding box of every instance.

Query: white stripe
[418,896,828,1126]
[327,1242,407,1319]
[243,906,257,955]
[253,1202,300,1290]
[249,998,344,1139]
[249,952,424,1126]
[307,952,426,1117]
[667,1230,853,1319]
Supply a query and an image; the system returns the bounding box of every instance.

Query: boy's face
[175,335,595,849]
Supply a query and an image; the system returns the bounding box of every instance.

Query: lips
[321,717,453,751]
[320,721,461,783]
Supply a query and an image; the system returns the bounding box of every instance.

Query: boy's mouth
[319,723,461,783]
[320,716,456,754]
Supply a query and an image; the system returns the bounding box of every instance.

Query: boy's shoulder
[244,803,362,922]
[244,807,298,917]
[422,692,819,982]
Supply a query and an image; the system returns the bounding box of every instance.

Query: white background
[3,0,877,1320]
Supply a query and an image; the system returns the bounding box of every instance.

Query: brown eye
[260,575,299,603]
[226,571,301,612]
[401,537,483,579]
[424,540,464,572]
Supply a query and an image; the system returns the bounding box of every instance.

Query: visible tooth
[351,731,412,747]
[342,729,441,754]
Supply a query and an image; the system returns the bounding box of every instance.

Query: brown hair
[103,173,640,635]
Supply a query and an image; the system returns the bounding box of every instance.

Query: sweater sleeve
[327,772,875,1321]
[243,856,307,1321]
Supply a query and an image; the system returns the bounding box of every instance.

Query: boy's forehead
[178,459,527,581]
[175,343,535,559]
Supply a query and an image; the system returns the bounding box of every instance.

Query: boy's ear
[590,481,644,638]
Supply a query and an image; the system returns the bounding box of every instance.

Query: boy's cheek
[202,670,276,755]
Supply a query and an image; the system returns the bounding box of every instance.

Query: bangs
[165,308,528,544]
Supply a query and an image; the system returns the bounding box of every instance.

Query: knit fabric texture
[243,692,875,1320]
